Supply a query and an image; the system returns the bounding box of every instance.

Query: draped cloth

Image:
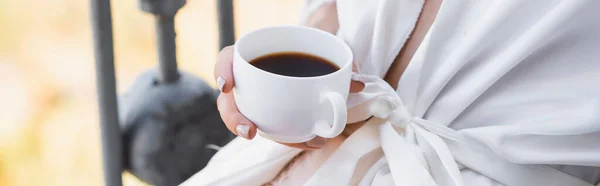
[182,0,600,185]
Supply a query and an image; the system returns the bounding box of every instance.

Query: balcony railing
[89,0,235,185]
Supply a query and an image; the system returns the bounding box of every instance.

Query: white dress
[182,0,600,185]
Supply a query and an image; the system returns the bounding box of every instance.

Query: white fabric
[182,0,600,185]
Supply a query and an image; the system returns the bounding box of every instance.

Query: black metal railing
[89,0,235,185]
[217,0,235,49]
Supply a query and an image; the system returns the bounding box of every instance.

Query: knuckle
[219,45,234,53]
[216,95,226,109]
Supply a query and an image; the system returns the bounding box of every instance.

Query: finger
[279,137,327,150]
[217,91,257,140]
[350,62,365,93]
[349,80,365,93]
[214,45,235,93]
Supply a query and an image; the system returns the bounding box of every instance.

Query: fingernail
[216,76,226,92]
[236,124,250,139]
[307,138,326,148]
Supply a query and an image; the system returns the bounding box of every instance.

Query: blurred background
[0,0,303,185]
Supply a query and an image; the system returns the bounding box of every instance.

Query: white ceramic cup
[233,26,353,143]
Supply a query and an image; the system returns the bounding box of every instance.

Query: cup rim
[234,25,353,80]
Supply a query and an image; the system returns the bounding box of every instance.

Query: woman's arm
[303,2,339,34]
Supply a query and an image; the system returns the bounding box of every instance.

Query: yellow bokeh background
[0,0,303,185]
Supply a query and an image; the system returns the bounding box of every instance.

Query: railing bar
[156,15,179,82]
[89,0,123,185]
[217,0,235,49]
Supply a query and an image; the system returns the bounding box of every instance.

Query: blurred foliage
[0,0,302,185]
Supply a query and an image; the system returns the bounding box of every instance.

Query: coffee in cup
[249,52,340,77]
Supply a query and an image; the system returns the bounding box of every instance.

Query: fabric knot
[387,105,412,129]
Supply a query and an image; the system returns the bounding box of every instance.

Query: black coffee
[249,52,340,77]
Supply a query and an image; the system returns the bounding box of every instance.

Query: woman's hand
[214,46,364,150]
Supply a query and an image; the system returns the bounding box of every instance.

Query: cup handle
[312,92,347,138]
